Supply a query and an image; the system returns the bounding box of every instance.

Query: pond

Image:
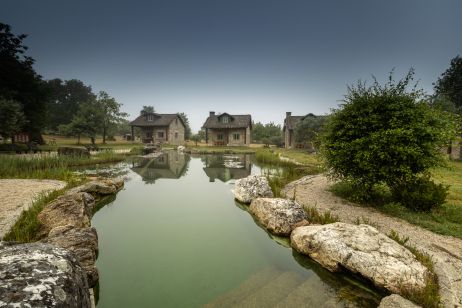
[92,152,384,307]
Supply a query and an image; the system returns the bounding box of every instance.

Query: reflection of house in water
[131,151,189,183]
[202,154,252,182]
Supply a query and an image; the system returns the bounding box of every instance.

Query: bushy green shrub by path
[391,176,449,212]
[321,69,459,211]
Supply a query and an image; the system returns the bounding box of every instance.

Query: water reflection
[200,154,252,182]
[131,151,190,183]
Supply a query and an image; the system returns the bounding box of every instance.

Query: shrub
[391,176,448,211]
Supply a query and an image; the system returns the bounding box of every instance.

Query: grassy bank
[255,150,322,197]
[330,160,462,238]
[0,152,126,181]
[3,180,84,243]
[185,145,256,154]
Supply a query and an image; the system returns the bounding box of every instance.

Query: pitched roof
[202,113,252,129]
[130,113,184,127]
[284,113,319,131]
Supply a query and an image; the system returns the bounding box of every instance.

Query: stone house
[283,112,305,149]
[129,113,186,145]
[202,112,252,146]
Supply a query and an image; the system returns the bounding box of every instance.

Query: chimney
[286,112,291,118]
[210,111,215,116]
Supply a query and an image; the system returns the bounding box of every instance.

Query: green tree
[0,23,49,142]
[294,114,327,151]
[177,112,191,139]
[96,91,128,144]
[321,70,458,210]
[0,98,26,141]
[45,79,95,131]
[251,122,282,146]
[59,100,102,144]
[434,55,462,109]
[140,105,155,114]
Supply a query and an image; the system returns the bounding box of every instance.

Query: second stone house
[202,112,252,146]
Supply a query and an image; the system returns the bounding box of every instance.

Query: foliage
[140,105,155,114]
[321,69,458,210]
[96,91,128,143]
[434,55,462,110]
[391,175,448,212]
[294,114,327,151]
[305,206,339,224]
[45,79,95,131]
[251,122,283,146]
[0,98,26,139]
[177,112,192,139]
[0,23,48,142]
[388,230,440,308]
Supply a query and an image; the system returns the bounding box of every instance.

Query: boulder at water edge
[43,225,99,287]
[249,198,309,236]
[234,175,274,204]
[37,192,94,236]
[378,294,421,308]
[70,178,124,196]
[0,242,91,308]
[290,223,428,294]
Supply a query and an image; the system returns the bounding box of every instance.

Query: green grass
[388,230,440,308]
[304,205,339,224]
[255,150,321,197]
[0,152,126,180]
[3,180,85,243]
[185,145,256,154]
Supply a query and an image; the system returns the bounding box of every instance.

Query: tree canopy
[434,55,462,110]
[0,23,48,142]
[0,98,26,140]
[140,105,155,114]
[251,122,282,146]
[321,70,458,210]
[294,114,327,151]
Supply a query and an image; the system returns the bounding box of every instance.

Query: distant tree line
[0,22,128,144]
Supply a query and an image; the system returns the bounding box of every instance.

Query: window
[233,133,240,140]
[147,115,154,121]
[157,132,164,138]
[175,132,178,139]
[221,116,229,123]
[217,134,224,140]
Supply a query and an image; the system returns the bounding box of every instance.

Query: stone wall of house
[167,117,185,145]
[445,140,462,160]
[284,129,294,149]
[207,128,249,146]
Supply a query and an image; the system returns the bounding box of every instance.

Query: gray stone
[37,192,94,236]
[0,242,91,307]
[233,175,273,204]
[378,294,421,308]
[291,223,428,294]
[249,198,309,236]
[70,178,124,196]
[43,225,99,287]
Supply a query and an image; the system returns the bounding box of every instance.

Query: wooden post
[131,126,134,142]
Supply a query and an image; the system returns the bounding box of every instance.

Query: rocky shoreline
[233,174,433,308]
[0,178,123,307]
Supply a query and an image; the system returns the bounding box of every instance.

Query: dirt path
[283,174,462,308]
[0,179,66,239]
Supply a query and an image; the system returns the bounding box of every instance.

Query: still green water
[92,152,384,307]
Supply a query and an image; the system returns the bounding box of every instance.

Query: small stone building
[202,112,252,146]
[129,112,185,145]
[283,112,304,149]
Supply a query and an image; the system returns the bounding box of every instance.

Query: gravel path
[0,179,66,239]
[283,174,462,308]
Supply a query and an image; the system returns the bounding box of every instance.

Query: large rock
[43,225,99,287]
[234,175,274,204]
[249,198,309,236]
[378,294,420,308]
[0,242,91,307]
[71,178,124,195]
[37,192,95,236]
[290,223,428,294]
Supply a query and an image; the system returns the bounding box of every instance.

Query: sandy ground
[283,174,462,308]
[0,179,66,239]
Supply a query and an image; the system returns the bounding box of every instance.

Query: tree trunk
[102,125,106,144]
[77,134,81,144]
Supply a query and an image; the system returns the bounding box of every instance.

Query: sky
[2,0,462,132]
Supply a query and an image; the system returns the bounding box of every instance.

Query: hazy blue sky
[2,0,462,131]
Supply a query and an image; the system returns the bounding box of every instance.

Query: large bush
[321,70,458,211]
